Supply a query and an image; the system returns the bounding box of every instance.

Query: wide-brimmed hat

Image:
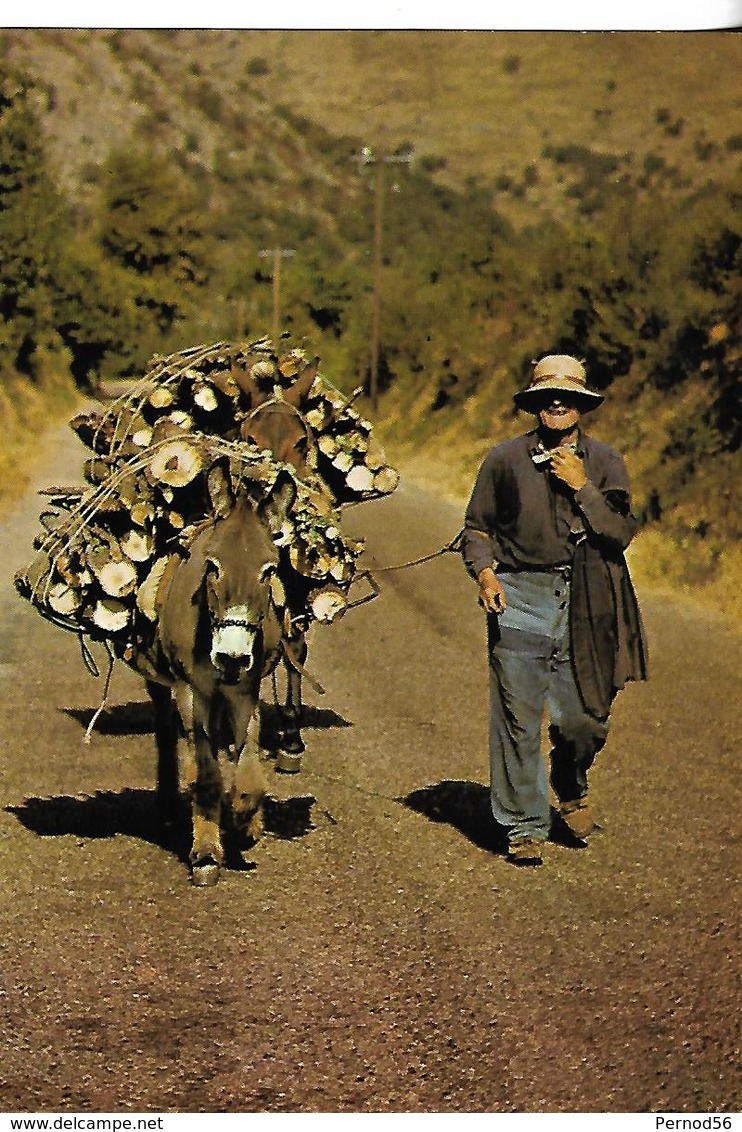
[514,355,604,412]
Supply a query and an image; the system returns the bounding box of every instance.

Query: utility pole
[353,146,412,412]
[259,247,296,346]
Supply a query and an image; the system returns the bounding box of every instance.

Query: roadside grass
[0,372,78,518]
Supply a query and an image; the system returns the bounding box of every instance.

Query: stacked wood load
[70,338,399,505]
[14,434,365,658]
[15,338,398,661]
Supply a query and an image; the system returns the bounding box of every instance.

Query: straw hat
[514,355,603,412]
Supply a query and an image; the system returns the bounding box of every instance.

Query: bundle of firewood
[70,338,399,505]
[14,435,364,654]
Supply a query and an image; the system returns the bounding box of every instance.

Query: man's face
[536,394,582,433]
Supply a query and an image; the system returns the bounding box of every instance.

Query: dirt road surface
[1,418,739,1114]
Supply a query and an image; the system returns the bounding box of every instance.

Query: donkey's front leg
[189,692,225,887]
[224,688,268,843]
[147,679,179,828]
[276,644,305,773]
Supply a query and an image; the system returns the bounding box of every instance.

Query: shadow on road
[400,779,593,853]
[6,788,317,871]
[399,779,508,855]
[261,702,353,738]
[62,700,352,743]
[62,701,155,736]
[6,786,184,851]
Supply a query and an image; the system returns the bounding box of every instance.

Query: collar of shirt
[529,429,585,463]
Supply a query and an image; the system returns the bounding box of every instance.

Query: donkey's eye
[258,562,276,582]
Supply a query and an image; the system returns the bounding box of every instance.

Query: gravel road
[0,419,739,1114]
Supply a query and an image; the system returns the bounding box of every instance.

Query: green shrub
[246,56,270,76]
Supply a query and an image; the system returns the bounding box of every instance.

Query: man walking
[461,355,647,866]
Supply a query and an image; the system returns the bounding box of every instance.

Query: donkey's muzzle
[210,612,259,682]
[214,654,253,685]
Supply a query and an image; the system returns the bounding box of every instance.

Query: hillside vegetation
[0,29,739,616]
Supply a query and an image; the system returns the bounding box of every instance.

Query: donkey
[235,361,327,770]
[137,468,297,886]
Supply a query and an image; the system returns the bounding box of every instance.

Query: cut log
[54,551,91,588]
[38,486,84,509]
[148,387,175,409]
[209,369,240,398]
[69,412,105,453]
[373,466,400,494]
[193,384,219,412]
[330,558,353,583]
[207,461,234,519]
[309,586,348,623]
[169,410,194,430]
[331,451,355,474]
[317,434,339,457]
[48,582,81,617]
[269,572,286,608]
[84,458,113,485]
[151,417,187,445]
[130,501,156,528]
[365,446,387,472]
[148,439,204,488]
[91,598,131,633]
[86,530,123,579]
[38,510,64,535]
[96,558,138,599]
[345,465,376,494]
[121,528,154,563]
[132,426,154,448]
[15,551,51,596]
[21,338,400,650]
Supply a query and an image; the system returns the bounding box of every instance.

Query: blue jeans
[488,570,609,843]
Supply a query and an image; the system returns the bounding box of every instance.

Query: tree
[49,241,141,385]
[96,143,213,361]
[0,67,64,377]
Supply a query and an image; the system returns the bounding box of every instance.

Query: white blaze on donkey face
[210,605,260,677]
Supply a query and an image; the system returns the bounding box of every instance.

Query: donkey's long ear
[191,555,221,605]
[259,469,297,541]
[283,358,320,409]
[206,458,235,519]
[231,365,264,408]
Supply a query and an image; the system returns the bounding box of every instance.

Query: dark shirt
[462,429,638,577]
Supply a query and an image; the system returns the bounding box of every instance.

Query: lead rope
[345,530,464,610]
[367,529,464,573]
[83,639,116,744]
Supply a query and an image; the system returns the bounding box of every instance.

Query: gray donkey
[137,467,297,886]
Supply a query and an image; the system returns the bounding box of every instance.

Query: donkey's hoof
[281,736,306,755]
[191,858,222,887]
[276,750,303,774]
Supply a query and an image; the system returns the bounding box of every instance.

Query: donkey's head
[241,399,316,478]
[199,469,296,685]
[238,360,319,479]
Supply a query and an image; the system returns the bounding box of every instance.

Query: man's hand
[477,566,506,614]
[549,447,588,492]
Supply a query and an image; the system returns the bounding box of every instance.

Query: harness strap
[281,637,326,696]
